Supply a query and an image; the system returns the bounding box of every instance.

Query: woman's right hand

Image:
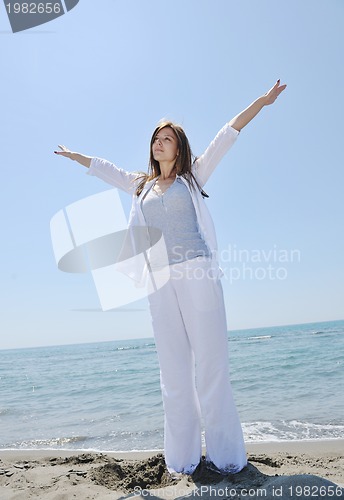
[54,146,92,168]
[54,145,75,160]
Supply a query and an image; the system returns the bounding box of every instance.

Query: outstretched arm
[54,145,140,193]
[228,80,287,132]
[54,145,92,168]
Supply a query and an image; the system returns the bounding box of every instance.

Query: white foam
[242,420,344,442]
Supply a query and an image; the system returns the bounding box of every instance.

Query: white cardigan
[87,123,239,285]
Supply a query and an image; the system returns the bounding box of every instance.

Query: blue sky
[1,0,343,349]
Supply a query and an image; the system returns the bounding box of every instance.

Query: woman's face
[152,127,179,164]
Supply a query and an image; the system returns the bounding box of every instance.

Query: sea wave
[247,335,272,341]
[243,420,344,442]
[114,343,155,352]
[2,436,90,450]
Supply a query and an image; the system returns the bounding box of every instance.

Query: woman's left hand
[228,79,287,131]
[263,80,287,105]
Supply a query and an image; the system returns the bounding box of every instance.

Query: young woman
[55,80,286,475]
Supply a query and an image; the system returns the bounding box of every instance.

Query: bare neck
[158,162,177,180]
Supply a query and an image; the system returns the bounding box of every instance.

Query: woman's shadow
[117,455,344,500]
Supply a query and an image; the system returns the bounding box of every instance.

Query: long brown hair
[135,121,206,197]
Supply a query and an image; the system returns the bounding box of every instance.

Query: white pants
[148,257,247,474]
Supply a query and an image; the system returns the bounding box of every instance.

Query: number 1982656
[6,3,62,14]
[288,485,343,497]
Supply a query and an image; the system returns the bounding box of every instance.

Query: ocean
[1,320,343,452]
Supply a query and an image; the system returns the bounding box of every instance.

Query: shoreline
[1,439,343,499]
[1,436,343,456]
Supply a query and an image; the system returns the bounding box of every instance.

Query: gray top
[141,178,210,266]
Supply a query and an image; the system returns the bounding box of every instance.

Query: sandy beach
[0,440,343,499]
